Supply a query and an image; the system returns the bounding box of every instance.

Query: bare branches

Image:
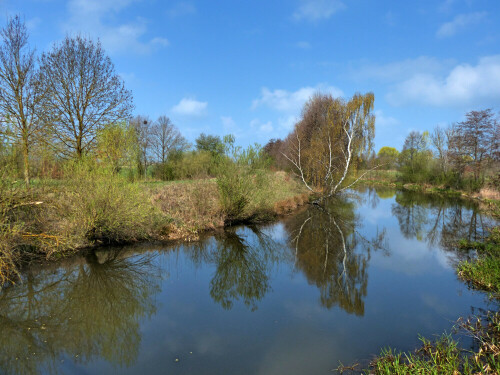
[150,116,188,163]
[0,16,45,186]
[39,35,134,158]
[281,133,314,192]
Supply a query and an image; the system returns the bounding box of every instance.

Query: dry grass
[149,172,309,239]
[150,179,225,240]
[477,187,500,200]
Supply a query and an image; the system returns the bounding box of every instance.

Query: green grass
[369,334,471,375]
[457,228,500,298]
[368,312,500,375]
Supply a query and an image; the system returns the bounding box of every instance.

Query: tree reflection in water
[185,226,286,312]
[0,250,161,375]
[391,190,492,253]
[284,195,387,316]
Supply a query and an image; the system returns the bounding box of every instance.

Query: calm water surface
[1,187,498,375]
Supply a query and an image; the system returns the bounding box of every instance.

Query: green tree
[96,122,137,173]
[377,146,399,169]
[195,133,223,155]
[399,131,432,182]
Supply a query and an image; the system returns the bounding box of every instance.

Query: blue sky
[3,0,500,151]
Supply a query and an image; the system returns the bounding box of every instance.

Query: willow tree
[0,16,45,186]
[283,92,375,196]
[39,35,133,158]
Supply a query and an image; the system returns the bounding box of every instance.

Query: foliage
[97,122,138,173]
[377,146,399,169]
[283,92,375,195]
[195,133,224,155]
[0,174,22,284]
[151,150,215,181]
[215,135,271,221]
[59,159,158,246]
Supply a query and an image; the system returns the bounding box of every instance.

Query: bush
[215,137,271,222]
[59,160,158,246]
[0,175,22,284]
[152,150,215,181]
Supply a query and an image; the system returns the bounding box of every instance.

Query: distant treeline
[264,107,499,192]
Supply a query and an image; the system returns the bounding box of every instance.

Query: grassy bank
[355,228,500,375]
[0,167,308,285]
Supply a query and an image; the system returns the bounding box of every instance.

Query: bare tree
[150,116,188,163]
[0,16,45,186]
[430,126,448,173]
[449,109,497,182]
[39,35,133,158]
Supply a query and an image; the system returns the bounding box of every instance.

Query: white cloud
[64,0,169,55]
[26,17,41,31]
[296,41,311,49]
[355,56,454,82]
[150,37,170,47]
[387,55,500,107]
[172,98,208,117]
[278,115,299,130]
[436,12,487,38]
[252,84,343,113]
[167,2,196,17]
[374,110,399,127]
[293,0,345,22]
[250,119,274,133]
[221,116,237,131]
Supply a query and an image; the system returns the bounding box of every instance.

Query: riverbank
[359,169,500,218]
[0,170,309,285]
[355,227,500,374]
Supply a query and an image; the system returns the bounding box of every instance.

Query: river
[0,186,497,374]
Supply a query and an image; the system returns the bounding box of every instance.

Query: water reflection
[284,196,387,316]
[391,191,490,252]
[0,251,161,375]
[0,187,496,375]
[209,227,276,311]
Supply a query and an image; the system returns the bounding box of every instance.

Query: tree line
[375,109,499,190]
[0,16,204,185]
[264,92,499,193]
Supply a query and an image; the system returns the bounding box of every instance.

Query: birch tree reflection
[285,197,387,316]
[0,251,160,375]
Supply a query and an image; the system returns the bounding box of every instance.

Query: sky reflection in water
[0,186,497,375]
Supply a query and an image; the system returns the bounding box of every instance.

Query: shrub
[152,150,215,181]
[59,160,158,246]
[0,176,22,284]
[215,136,271,222]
